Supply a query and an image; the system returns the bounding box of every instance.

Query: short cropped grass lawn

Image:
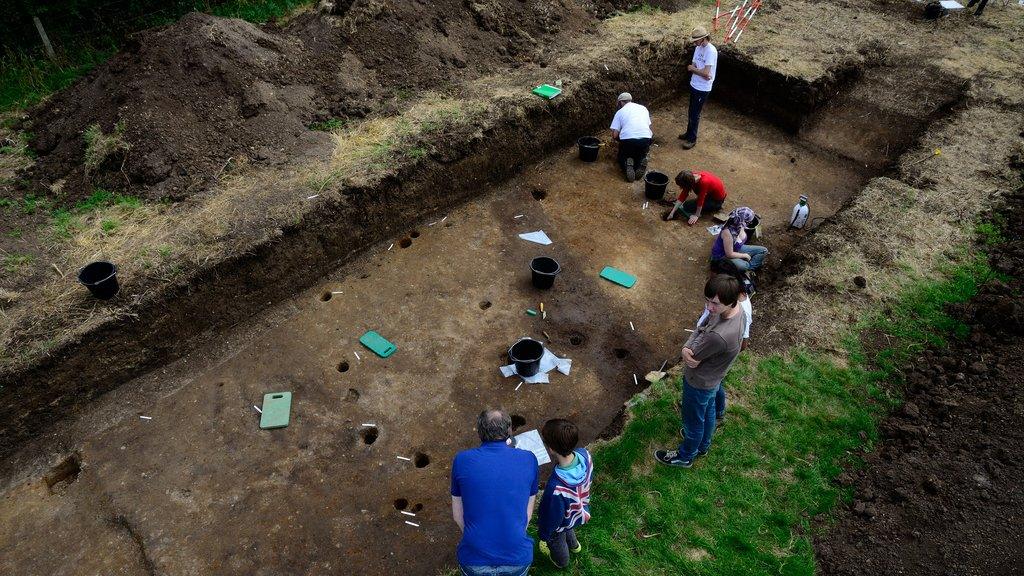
[526,258,991,575]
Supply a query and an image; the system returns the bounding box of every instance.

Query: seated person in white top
[609,92,653,183]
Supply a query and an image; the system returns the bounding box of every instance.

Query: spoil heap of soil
[815,185,1024,574]
[20,0,599,205]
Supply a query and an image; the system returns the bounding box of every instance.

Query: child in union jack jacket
[536,419,593,569]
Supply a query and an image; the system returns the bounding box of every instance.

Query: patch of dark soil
[815,188,1024,575]
[20,0,598,205]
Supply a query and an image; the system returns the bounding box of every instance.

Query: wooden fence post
[32,15,56,60]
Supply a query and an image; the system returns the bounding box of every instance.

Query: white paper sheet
[514,429,551,465]
[707,224,722,236]
[939,0,963,8]
[518,230,553,245]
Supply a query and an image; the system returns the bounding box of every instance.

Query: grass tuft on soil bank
[527,257,994,575]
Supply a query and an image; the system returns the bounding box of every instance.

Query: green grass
[50,188,142,238]
[0,0,315,114]
[308,118,346,132]
[974,215,1005,247]
[528,257,993,575]
[3,253,35,273]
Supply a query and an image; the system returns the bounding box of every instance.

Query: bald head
[476,409,512,442]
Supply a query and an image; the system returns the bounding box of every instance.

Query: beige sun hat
[689,26,709,43]
[617,92,633,101]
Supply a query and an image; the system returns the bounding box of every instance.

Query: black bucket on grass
[530,256,561,289]
[78,261,119,300]
[508,338,545,377]
[644,171,669,200]
[577,137,600,162]
[744,215,760,242]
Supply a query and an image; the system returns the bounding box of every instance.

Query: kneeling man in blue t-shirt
[451,409,539,576]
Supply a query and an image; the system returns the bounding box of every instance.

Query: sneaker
[654,449,693,468]
[625,158,636,182]
[638,154,649,177]
[681,140,696,150]
[570,541,582,554]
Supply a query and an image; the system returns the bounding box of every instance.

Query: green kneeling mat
[532,84,562,100]
[260,392,292,429]
[600,266,636,288]
[360,330,397,358]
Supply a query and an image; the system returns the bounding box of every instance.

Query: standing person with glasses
[654,275,747,468]
[679,26,718,150]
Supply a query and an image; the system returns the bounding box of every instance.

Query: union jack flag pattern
[552,449,593,531]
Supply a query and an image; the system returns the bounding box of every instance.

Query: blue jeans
[730,245,768,272]
[677,378,719,461]
[716,385,726,419]
[460,565,530,576]
[683,87,711,143]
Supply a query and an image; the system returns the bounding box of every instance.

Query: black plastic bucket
[530,256,561,289]
[577,137,600,162]
[78,261,119,300]
[644,171,669,200]
[508,338,545,377]
[744,215,760,242]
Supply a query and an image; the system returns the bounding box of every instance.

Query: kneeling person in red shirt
[665,170,727,226]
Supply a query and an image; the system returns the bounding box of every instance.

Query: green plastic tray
[532,84,562,100]
[600,266,637,288]
[360,330,397,358]
[259,392,291,429]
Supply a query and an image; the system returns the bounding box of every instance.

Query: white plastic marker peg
[361,423,375,427]
[139,415,153,420]
[514,214,525,219]
[604,64,609,71]
[401,511,417,516]
[253,405,262,414]
[515,382,523,391]
[354,351,361,361]
[630,321,635,331]
[405,521,420,527]
[331,291,344,294]
[396,456,412,461]
[633,373,639,386]
[643,201,649,209]
[441,216,448,222]
[306,194,320,200]
[388,243,394,251]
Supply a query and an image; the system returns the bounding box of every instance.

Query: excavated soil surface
[815,186,1024,575]
[0,98,872,576]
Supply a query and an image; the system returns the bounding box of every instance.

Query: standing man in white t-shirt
[609,92,653,182]
[680,27,717,150]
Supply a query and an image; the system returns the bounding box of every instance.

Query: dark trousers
[683,87,711,143]
[680,197,724,218]
[965,0,987,13]
[617,138,652,172]
[677,378,719,461]
[546,528,580,568]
